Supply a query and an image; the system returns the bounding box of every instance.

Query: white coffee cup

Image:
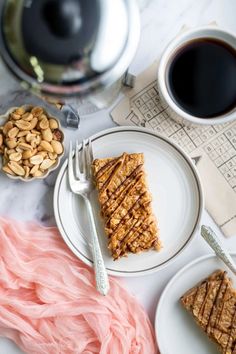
[158,26,236,126]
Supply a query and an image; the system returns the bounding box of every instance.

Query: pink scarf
[0,218,157,354]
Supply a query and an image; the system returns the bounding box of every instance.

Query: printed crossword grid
[127,81,236,193]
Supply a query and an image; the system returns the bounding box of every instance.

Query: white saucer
[155,253,236,354]
[54,126,203,276]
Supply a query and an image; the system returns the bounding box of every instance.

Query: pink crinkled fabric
[0,217,158,354]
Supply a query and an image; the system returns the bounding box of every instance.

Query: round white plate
[155,253,236,354]
[54,126,203,276]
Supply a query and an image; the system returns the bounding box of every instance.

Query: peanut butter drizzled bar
[181,270,236,354]
[92,152,161,260]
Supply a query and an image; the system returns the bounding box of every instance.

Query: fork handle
[201,225,236,276]
[84,197,110,296]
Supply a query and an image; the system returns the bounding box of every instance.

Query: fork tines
[69,139,94,182]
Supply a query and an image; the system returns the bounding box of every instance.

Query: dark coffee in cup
[166,38,236,118]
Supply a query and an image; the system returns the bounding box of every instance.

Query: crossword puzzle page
[111,61,236,237]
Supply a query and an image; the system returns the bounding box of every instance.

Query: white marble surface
[0,0,236,353]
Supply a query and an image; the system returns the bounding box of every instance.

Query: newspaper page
[111,61,236,238]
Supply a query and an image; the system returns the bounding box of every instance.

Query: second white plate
[54,126,203,276]
[155,254,236,354]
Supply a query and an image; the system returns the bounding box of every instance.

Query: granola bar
[92,152,161,260]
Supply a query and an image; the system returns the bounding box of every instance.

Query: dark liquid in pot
[167,38,236,118]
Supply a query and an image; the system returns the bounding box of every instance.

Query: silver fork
[68,139,110,295]
[201,225,236,276]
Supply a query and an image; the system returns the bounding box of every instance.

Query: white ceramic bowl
[0,105,64,182]
[158,26,236,126]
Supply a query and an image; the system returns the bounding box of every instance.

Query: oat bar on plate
[92,152,161,260]
[181,270,236,354]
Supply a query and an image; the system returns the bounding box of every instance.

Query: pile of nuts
[0,106,64,179]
